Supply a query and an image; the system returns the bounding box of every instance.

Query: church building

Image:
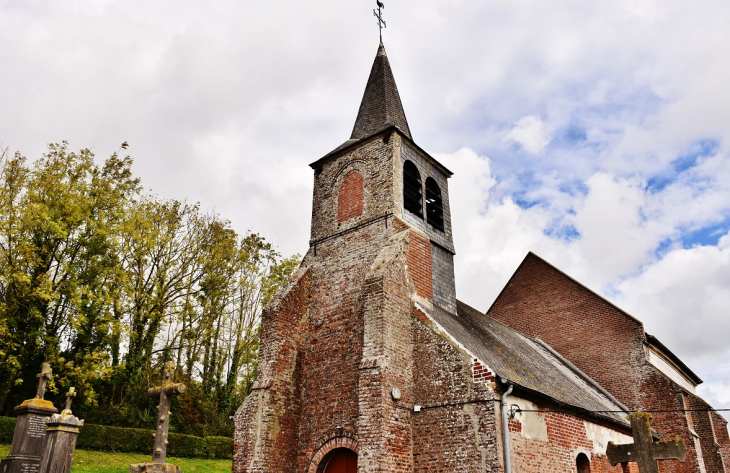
[233,42,730,473]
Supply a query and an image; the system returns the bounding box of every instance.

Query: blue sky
[0,0,728,410]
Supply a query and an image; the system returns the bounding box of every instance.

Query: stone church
[233,42,730,473]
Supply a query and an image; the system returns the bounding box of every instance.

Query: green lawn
[0,444,232,473]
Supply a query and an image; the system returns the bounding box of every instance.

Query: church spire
[350,43,412,140]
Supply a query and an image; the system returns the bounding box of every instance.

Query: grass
[0,444,232,473]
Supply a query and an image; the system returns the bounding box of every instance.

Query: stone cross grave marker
[607,411,686,473]
[130,362,186,473]
[62,387,75,413]
[38,386,84,473]
[0,363,58,473]
[35,365,51,399]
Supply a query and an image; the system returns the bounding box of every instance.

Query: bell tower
[309,42,457,313]
[233,42,458,473]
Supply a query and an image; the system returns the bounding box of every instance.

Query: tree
[0,141,300,437]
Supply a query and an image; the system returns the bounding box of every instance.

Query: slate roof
[351,43,412,141]
[424,300,631,429]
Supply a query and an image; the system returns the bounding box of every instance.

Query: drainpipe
[501,379,514,473]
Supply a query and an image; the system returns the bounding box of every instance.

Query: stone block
[130,463,182,473]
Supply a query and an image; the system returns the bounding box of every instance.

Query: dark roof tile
[421,300,630,428]
[350,43,412,140]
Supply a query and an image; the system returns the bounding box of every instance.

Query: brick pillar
[358,231,414,472]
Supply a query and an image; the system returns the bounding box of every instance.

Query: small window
[403,161,423,217]
[425,177,444,231]
[576,453,591,473]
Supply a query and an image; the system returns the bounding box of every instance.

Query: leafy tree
[0,142,299,437]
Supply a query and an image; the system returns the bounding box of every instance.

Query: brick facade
[508,404,639,473]
[233,126,479,473]
[232,41,724,473]
[487,253,646,408]
[487,252,730,473]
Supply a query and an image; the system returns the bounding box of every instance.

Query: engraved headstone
[37,387,84,473]
[130,363,186,473]
[607,411,687,473]
[0,364,58,473]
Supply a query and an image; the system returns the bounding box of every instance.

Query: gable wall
[487,253,646,408]
[488,253,726,473]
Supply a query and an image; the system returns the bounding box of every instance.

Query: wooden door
[323,448,357,473]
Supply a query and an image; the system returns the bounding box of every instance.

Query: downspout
[501,380,514,473]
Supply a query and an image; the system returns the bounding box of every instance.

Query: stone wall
[411,308,501,473]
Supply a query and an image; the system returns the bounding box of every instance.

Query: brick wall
[233,266,311,473]
[337,171,364,222]
[310,134,396,242]
[407,230,433,300]
[637,368,705,473]
[411,309,501,473]
[488,252,722,473]
[508,408,635,473]
[690,395,728,473]
[487,253,647,410]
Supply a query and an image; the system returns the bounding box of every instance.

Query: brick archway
[308,437,359,473]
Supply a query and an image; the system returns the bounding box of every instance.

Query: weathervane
[374,1,386,43]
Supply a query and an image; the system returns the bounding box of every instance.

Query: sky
[1,0,728,410]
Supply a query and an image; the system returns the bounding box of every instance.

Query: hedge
[0,416,232,459]
[0,417,16,443]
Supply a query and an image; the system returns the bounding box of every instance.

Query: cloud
[442,145,730,408]
[505,116,551,154]
[1,0,729,408]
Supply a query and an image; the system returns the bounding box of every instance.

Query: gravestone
[37,387,84,473]
[0,363,58,473]
[130,362,186,473]
[607,411,686,473]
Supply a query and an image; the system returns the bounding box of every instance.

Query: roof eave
[502,381,633,435]
[309,126,453,177]
[646,334,703,385]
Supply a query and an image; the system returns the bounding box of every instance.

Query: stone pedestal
[37,410,84,473]
[130,463,182,473]
[0,398,58,473]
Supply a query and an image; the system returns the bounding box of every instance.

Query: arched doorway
[319,448,357,473]
[576,452,591,473]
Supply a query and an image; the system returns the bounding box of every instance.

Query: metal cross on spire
[373,1,386,43]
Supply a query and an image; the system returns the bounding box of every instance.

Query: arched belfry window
[403,160,423,217]
[425,177,444,231]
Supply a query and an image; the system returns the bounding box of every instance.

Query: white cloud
[505,116,551,155]
[1,0,729,408]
